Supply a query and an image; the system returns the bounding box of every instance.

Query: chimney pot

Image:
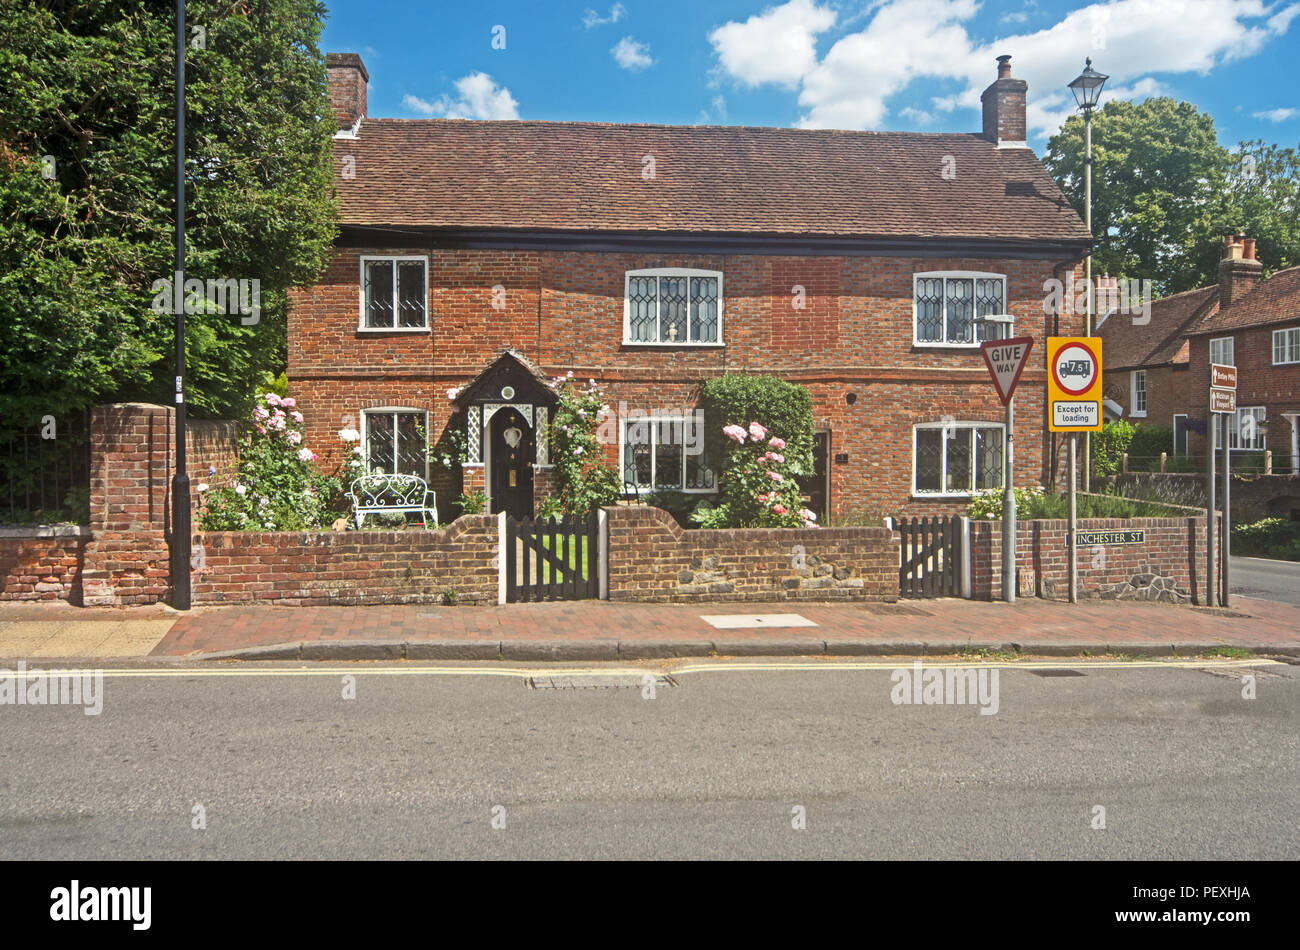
[997,55,1012,79]
[1243,237,1256,260]
[1219,234,1263,308]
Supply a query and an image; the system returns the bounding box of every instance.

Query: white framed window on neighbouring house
[1172,414,1188,455]
[912,422,1005,496]
[1131,370,1147,417]
[1214,406,1266,451]
[1273,327,1300,365]
[620,415,716,492]
[359,256,428,330]
[361,408,429,477]
[913,272,1007,346]
[1209,336,1234,367]
[624,269,723,345]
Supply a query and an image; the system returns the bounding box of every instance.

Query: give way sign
[979,336,1034,405]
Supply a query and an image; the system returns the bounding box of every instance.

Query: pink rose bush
[692,419,817,529]
[197,392,341,531]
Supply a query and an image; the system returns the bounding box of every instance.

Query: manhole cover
[526,674,678,690]
[1029,669,1086,677]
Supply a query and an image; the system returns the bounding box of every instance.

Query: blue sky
[321,0,1299,151]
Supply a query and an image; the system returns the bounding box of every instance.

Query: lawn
[534,534,590,582]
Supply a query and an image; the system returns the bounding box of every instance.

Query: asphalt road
[1230,555,1300,606]
[0,659,1295,860]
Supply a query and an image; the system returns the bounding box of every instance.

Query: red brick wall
[193,515,498,606]
[1103,363,1190,439]
[969,516,1222,604]
[0,529,88,601]
[289,248,1086,518]
[1188,322,1300,467]
[604,505,898,602]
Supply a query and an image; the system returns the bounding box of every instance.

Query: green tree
[0,0,337,425]
[1044,98,1299,295]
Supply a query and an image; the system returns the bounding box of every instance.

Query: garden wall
[191,515,498,606]
[0,526,89,601]
[1108,472,1300,524]
[969,516,1222,604]
[604,505,898,602]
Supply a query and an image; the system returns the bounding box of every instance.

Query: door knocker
[503,426,522,449]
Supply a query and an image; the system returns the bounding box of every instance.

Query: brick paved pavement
[147,595,1300,660]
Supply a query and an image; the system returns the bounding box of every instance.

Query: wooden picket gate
[894,515,963,599]
[506,514,600,602]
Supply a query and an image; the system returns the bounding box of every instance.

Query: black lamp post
[171,0,191,610]
[1068,57,1107,493]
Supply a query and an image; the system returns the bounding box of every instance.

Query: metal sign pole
[1206,411,1217,608]
[170,0,191,610]
[1223,416,1231,606]
[1068,434,1077,603]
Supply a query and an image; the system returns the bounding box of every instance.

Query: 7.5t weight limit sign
[1047,336,1103,431]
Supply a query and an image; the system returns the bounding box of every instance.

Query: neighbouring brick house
[1099,279,1217,450]
[1185,238,1300,473]
[289,52,1091,522]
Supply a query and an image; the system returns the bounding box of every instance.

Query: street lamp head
[1068,57,1108,111]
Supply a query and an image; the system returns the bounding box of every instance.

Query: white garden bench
[346,474,438,529]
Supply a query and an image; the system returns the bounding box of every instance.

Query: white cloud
[708,0,837,89]
[1252,106,1298,122]
[707,0,1299,136]
[899,106,936,124]
[583,3,627,29]
[405,72,519,120]
[712,95,728,120]
[612,36,654,71]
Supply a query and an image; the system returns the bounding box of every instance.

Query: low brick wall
[604,506,898,602]
[0,527,90,601]
[1108,472,1300,524]
[970,516,1221,604]
[192,514,498,606]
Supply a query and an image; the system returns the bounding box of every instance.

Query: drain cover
[526,674,678,690]
[1029,669,1086,677]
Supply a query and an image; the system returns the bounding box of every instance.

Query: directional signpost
[1047,337,1104,603]
[1208,362,1238,606]
[980,335,1034,603]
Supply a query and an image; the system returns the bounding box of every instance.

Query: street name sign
[1047,337,1103,432]
[1075,529,1145,546]
[979,336,1034,405]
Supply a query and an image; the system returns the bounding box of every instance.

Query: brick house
[1184,238,1300,473]
[288,53,1090,522]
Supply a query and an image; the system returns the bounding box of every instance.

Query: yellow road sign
[1047,336,1103,432]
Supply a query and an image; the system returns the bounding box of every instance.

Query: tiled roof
[1101,284,1218,370]
[332,119,1090,242]
[1188,265,1300,335]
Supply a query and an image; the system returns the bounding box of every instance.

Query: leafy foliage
[1125,424,1174,471]
[1044,98,1299,295]
[0,0,337,425]
[549,375,621,517]
[197,393,339,530]
[699,375,814,478]
[1091,419,1136,478]
[1232,518,1300,560]
[456,487,487,515]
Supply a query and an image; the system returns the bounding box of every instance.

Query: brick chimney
[1218,233,1263,309]
[326,53,368,132]
[981,54,1028,147]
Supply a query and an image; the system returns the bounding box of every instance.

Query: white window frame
[1215,406,1266,452]
[911,421,1006,498]
[360,407,430,479]
[1273,327,1300,365]
[618,415,717,493]
[1209,336,1235,368]
[1130,369,1147,417]
[912,271,1009,348]
[1172,413,1188,455]
[622,268,725,347]
[358,256,429,332]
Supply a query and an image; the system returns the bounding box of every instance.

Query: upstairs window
[624,269,722,345]
[360,257,427,330]
[914,272,1006,346]
[1273,328,1300,365]
[1215,406,1266,451]
[1209,336,1234,367]
[1131,370,1147,417]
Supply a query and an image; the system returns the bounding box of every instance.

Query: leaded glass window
[362,257,427,329]
[623,416,715,491]
[913,423,1004,495]
[624,270,723,344]
[364,410,428,477]
[914,273,1006,345]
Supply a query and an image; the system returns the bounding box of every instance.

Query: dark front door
[797,431,830,520]
[489,407,534,519]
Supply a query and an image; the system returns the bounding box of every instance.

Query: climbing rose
[772,504,788,515]
[234,484,247,496]
[722,424,747,444]
[748,422,767,441]
[287,430,302,445]
[196,483,209,493]
[297,448,316,463]
[265,393,282,407]
[338,428,360,442]
[768,437,786,450]
[799,509,817,522]
[253,406,269,421]
[764,452,785,464]
[446,387,460,401]
[765,470,783,482]
[281,397,296,408]
[290,411,304,423]
[757,492,770,503]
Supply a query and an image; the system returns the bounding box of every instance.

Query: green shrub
[1233,518,1300,560]
[1127,424,1173,472]
[700,375,814,478]
[456,487,487,515]
[550,376,622,517]
[1091,419,1135,477]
